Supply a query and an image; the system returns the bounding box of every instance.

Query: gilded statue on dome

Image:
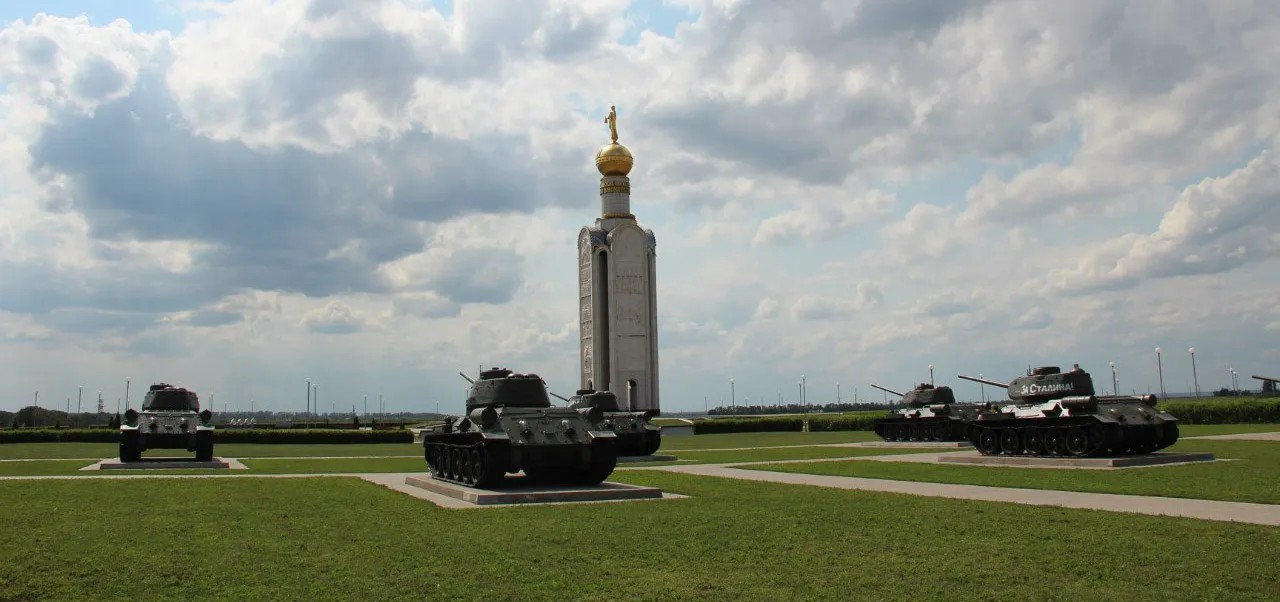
[604,105,618,143]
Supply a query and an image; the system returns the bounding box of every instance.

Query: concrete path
[652,463,1280,526]
[1183,432,1280,441]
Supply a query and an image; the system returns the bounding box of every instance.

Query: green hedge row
[805,414,882,432]
[0,429,414,444]
[692,417,804,434]
[1162,398,1280,424]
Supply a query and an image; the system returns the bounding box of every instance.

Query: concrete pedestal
[838,441,973,448]
[404,475,665,506]
[937,451,1216,469]
[616,454,678,463]
[86,457,245,470]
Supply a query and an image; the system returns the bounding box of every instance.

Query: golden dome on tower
[595,142,633,176]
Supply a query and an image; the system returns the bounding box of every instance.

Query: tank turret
[959,364,1179,457]
[422,368,618,487]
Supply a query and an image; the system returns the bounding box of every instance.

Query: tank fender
[588,430,618,440]
[120,425,140,432]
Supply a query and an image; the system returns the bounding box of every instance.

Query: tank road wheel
[999,428,1024,455]
[425,445,442,477]
[448,447,462,482]
[1022,429,1044,455]
[1064,427,1090,457]
[1043,429,1067,456]
[976,428,1001,455]
[1088,425,1108,454]
[907,423,921,441]
[468,448,484,486]
[895,424,910,442]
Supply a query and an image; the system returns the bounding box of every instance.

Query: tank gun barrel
[1253,375,1280,384]
[458,371,476,384]
[957,374,1010,388]
[869,384,904,397]
[549,391,571,402]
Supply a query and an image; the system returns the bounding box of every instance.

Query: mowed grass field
[2,472,1278,600]
[1,425,1278,599]
[751,438,1280,504]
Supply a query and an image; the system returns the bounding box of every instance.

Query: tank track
[873,418,966,442]
[967,420,1179,457]
[424,440,509,488]
[615,431,662,457]
[424,438,618,488]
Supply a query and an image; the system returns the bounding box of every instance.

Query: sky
[2,0,1278,415]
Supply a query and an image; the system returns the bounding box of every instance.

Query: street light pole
[1155,347,1165,398]
[978,374,987,404]
[363,395,368,418]
[836,382,841,404]
[305,378,311,417]
[125,377,131,411]
[1110,362,1118,396]
[730,378,735,414]
[928,365,934,386]
[77,386,83,415]
[1189,347,1200,398]
[801,374,807,413]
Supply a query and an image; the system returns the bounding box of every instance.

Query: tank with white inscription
[869,383,985,442]
[119,383,214,461]
[421,368,618,487]
[957,365,1179,457]
[564,389,662,456]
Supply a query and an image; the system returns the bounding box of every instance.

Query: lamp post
[1155,347,1165,398]
[363,395,368,418]
[379,393,384,418]
[837,382,841,404]
[1189,347,1200,398]
[313,384,320,417]
[1233,369,1239,394]
[305,378,311,416]
[730,378,735,414]
[1110,362,1118,395]
[124,377,131,411]
[77,386,83,415]
[978,374,986,404]
[929,365,934,386]
[1229,368,1238,395]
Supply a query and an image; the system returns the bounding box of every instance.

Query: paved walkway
[651,463,1280,526]
[1183,432,1280,441]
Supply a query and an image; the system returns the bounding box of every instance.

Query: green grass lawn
[658,430,879,450]
[1178,423,1280,436]
[0,444,943,477]
[748,439,1280,504]
[1,473,1277,601]
[0,442,420,460]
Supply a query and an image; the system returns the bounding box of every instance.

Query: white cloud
[4,1,1280,412]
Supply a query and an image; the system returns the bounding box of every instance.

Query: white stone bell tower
[577,105,660,413]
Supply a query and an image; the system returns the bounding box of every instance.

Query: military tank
[119,383,214,462]
[558,389,662,457]
[869,383,985,442]
[421,368,618,488]
[957,365,1180,457]
[1253,375,1279,388]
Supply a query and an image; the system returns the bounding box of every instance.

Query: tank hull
[421,406,617,488]
[966,398,1179,457]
